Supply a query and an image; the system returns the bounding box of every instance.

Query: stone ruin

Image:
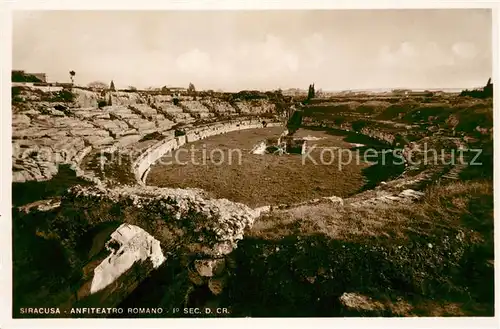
[250,128,307,155]
[12,86,290,312]
[13,86,487,316]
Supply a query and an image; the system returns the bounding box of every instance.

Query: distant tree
[69,71,75,84]
[188,82,196,93]
[460,77,493,99]
[484,77,493,97]
[128,86,137,91]
[110,80,116,91]
[12,71,42,83]
[88,81,108,90]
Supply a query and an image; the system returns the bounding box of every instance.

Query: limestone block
[127,118,156,131]
[157,119,175,131]
[90,223,166,294]
[73,88,99,108]
[160,104,183,113]
[116,135,141,147]
[85,135,115,146]
[182,101,210,113]
[54,117,94,129]
[133,104,158,116]
[112,110,138,120]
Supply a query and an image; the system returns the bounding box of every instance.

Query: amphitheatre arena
[12,84,493,317]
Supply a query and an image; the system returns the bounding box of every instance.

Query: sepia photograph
[4,4,496,324]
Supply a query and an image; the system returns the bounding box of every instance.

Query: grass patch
[147,127,378,207]
[226,179,493,316]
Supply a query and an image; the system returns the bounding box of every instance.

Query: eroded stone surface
[65,184,261,258]
[339,292,386,312]
[90,223,166,294]
[194,259,226,277]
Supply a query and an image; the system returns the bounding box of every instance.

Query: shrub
[174,129,185,137]
[50,90,75,103]
[97,100,107,108]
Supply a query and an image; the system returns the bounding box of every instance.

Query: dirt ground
[147,127,372,207]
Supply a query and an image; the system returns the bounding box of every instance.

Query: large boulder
[54,184,261,265]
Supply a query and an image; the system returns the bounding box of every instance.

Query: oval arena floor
[146,127,373,207]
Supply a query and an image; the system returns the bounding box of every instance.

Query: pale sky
[12,9,492,91]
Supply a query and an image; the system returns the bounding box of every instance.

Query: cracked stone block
[339,292,386,312]
[127,118,156,131]
[71,128,110,137]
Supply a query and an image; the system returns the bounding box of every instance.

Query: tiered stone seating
[181,101,214,119]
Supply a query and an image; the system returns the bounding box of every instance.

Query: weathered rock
[339,292,386,312]
[251,141,267,155]
[399,189,425,199]
[90,223,166,294]
[18,198,61,214]
[208,273,229,295]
